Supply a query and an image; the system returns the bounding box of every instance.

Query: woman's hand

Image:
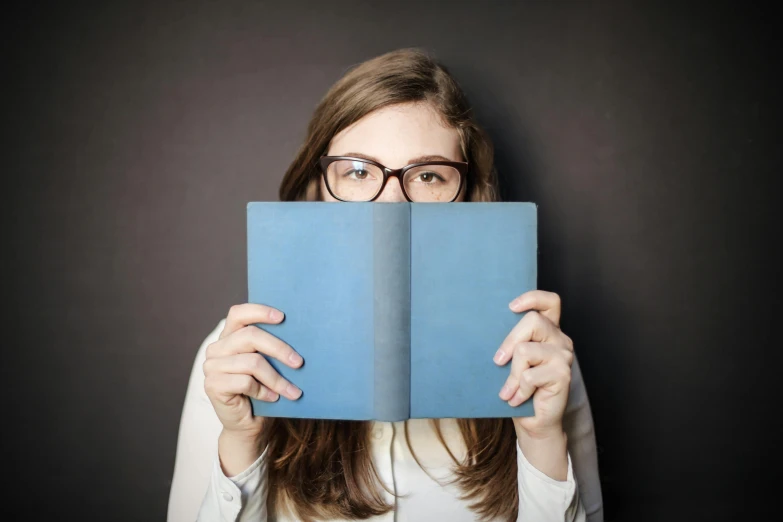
[493,290,574,480]
[203,303,304,474]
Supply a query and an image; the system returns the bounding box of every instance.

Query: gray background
[5,1,779,520]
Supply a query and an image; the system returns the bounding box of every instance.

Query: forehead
[327,102,463,167]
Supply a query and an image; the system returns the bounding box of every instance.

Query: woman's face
[321,102,466,202]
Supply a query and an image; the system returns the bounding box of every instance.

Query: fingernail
[269,309,284,321]
[509,298,522,310]
[493,349,505,364]
[499,384,512,400]
[289,352,303,366]
[285,383,302,400]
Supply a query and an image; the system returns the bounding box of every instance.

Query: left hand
[494,290,574,439]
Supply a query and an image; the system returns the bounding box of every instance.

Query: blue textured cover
[247,202,536,420]
[410,203,536,418]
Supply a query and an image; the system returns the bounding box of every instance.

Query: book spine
[373,204,411,421]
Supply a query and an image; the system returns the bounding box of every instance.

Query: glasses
[319,156,468,202]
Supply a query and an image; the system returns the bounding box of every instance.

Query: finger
[509,290,561,327]
[204,353,302,400]
[517,361,571,396]
[494,311,559,365]
[500,342,550,404]
[220,303,285,339]
[208,325,303,368]
[206,373,279,403]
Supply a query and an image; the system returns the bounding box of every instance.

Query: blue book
[247,202,537,421]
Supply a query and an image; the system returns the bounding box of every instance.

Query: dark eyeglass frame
[318,155,468,202]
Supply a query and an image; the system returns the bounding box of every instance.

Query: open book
[246,202,537,421]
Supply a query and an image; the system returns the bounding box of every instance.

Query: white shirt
[168,320,604,522]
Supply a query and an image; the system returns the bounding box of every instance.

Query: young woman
[168,49,602,522]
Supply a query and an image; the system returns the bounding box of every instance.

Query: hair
[266,48,518,521]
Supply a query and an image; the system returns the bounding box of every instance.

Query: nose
[374,176,407,202]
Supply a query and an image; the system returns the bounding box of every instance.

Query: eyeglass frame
[318,155,468,202]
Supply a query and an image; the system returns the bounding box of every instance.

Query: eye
[348,169,370,180]
[414,171,444,183]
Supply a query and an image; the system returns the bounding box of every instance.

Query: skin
[204,102,574,482]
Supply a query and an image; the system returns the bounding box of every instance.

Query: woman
[168,49,602,522]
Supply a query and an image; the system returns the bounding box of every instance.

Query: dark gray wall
[5,1,779,520]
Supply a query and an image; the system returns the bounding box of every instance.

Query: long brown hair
[265,48,518,521]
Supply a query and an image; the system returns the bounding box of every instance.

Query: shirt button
[222,492,233,502]
[373,427,384,440]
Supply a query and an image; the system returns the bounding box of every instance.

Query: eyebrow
[340,152,460,164]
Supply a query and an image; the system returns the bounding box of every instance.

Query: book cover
[247,202,537,421]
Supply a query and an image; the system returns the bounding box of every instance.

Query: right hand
[203,303,304,437]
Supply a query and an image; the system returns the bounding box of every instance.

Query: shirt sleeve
[167,319,227,522]
[197,450,269,522]
[563,354,604,522]
[516,445,586,522]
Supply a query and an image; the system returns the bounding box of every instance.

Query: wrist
[514,422,567,442]
[514,426,569,481]
[516,427,567,455]
[220,427,263,444]
[218,428,263,477]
